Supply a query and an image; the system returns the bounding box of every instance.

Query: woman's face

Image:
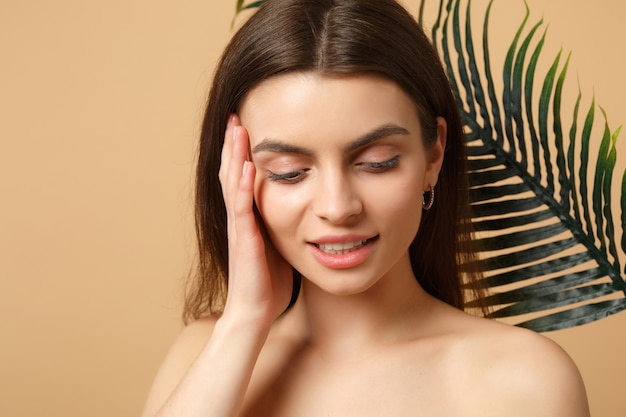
[239,73,445,295]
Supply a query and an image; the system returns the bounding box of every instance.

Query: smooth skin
[142,73,590,417]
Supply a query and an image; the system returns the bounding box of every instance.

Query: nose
[312,172,363,224]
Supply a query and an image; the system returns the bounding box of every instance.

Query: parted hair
[184,0,485,323]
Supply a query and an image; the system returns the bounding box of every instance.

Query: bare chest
[240,343,477,417]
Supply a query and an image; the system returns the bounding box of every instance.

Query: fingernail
[233,126,240,142]
[227,114,236,127]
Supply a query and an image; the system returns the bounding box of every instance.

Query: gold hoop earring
[422,185,435,210]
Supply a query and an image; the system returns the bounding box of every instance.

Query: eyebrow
[251,124,410,155]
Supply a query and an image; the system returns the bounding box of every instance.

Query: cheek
[362,175,423,230]
[254,180,308,245]
[378,192,422,222]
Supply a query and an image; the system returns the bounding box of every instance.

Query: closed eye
[357,156,399,173]
[267,169,309,183]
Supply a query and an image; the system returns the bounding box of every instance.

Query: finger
[219,114,240,187]
[224,125,253,241]
[230,160,265,293]
[226,125,250,202]
[234,160,260,242]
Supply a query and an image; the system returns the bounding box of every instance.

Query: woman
[142,0,590,416]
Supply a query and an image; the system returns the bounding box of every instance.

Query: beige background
[1,1,624,416]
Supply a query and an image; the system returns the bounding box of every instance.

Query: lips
[309,236,377,269]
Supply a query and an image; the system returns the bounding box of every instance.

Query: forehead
[238,73,420,146]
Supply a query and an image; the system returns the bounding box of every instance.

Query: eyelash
[266,156,399,184]
[267,169,308,183]
[358,155,399,172]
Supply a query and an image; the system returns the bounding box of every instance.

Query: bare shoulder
[453,313,590,417]
[141,316,218,417]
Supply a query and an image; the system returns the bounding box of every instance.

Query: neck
[282,258,435,360]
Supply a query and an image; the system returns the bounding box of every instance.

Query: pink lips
[309,235,377,269]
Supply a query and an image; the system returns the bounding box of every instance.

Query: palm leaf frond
[428,0,626,331]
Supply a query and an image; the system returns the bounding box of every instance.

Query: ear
[423,116,447,191]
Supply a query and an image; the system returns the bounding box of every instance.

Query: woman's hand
[218,114,294,328]
[141,116,294,417]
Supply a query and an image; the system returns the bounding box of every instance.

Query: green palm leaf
[428,0,626,331]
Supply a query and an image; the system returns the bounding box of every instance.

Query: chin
[300,269,383,297]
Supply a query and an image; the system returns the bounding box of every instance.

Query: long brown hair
[184,0,485,322]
